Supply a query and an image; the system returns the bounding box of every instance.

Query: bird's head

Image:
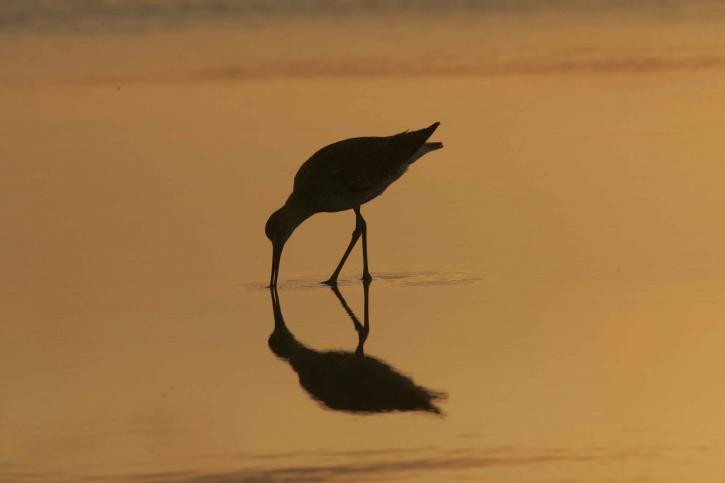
[265,203,313,287]
[265,206,294,248]
[266,205,306,287]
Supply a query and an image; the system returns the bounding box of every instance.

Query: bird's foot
[362,273,373,283]
[322,278,339,286]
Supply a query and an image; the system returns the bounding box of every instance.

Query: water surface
[2,2,725,481]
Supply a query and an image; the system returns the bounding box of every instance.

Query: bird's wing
[293,123,440,196]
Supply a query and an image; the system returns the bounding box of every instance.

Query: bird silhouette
[268,282,446,414]
[265,122,443,287]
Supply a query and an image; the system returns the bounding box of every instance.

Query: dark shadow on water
[268,282,446,414]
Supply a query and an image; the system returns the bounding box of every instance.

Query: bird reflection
[268,282,445,414]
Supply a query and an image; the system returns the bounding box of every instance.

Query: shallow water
[3,4,725,482]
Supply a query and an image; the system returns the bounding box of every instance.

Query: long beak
[269,242,283,287]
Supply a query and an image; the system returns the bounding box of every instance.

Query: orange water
[2,7,725,482]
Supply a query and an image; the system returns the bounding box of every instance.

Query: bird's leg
[323,215,362,285]
[356,207,372,282]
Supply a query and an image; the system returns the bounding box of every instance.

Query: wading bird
[265,122,443,287]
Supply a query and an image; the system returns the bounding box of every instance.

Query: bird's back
[290,122,441,212]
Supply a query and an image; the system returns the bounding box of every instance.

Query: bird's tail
[419,121,440,139]
[410,121,443,150]
[397,121,443,164]
[408,141,444,164]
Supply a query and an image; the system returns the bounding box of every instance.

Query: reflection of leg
[323,213,362,285]
[328,283,368,356]
[356,280,371,356]
[362,278,370,333]
[363,280,370,339]
[330,284,361,331]
[356,207,372,282]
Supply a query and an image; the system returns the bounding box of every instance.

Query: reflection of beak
[269,242,283,287]
[269,284,284,325]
